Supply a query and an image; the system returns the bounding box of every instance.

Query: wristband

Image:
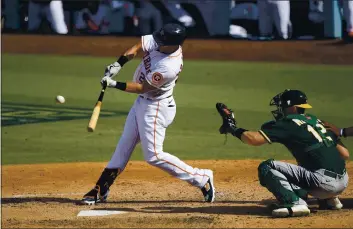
[340,128,344,137]
[342,128,347,138]
[117,55,129,67]
[115,82,127,91]
[232,128,248,140]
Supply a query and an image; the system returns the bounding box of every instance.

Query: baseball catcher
[216,89,349,217]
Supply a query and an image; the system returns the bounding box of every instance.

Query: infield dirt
[2,160,353,228]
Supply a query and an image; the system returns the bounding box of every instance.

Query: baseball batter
[81,23,215,205]
[257,0,291,39]
[216,89,349,217]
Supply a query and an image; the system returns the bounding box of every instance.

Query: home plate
[77,210,128,217]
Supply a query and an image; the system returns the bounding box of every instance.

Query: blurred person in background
[183,0,231,37]
[28,0,68,34]
[342,0,353,41]
[308,0,324,38]
[3,0,20,32]
[135,0,163,35]
[257,0,292,39]
[161,1,195,27]
[308,0,353,41]
[1,0,5,31]
[74,0,112,34]
[229,0,258,39]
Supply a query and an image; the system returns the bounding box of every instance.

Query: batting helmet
[153,23,186,46]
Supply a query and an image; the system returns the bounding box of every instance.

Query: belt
[323,169,346,179]
[139,95,172,101]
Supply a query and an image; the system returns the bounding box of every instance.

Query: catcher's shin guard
[81,168,119,205]
[258,159,300,205]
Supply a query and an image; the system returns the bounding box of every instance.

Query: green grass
[2,53,353,165]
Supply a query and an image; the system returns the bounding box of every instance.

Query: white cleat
[319,197,343,210]
[272,204,310,218]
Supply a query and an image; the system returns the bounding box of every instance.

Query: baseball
[56,95,65,104]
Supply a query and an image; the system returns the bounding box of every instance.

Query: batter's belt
[139,95,173,101]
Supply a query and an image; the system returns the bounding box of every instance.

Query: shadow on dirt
[94,205,270,216]
[108,200,260,204]
[1,197,259,205]
[340,198,353,208]
[1,197,79,204]
[4,197,353,212]
[142,205,270,216]
[94,200,272,217]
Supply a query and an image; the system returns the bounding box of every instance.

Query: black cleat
[81,185,109,205]
[201,170,215,203]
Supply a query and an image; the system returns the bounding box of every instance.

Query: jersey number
[292,119,333,143]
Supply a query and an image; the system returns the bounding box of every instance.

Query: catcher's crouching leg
[258,159,300,205]
[258,159,310,217]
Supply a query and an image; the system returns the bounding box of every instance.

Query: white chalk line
[8,192,85,198]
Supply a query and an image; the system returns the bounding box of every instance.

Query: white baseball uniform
[106,35,212,188]
[28,0,68,34]
[257,0,291,39]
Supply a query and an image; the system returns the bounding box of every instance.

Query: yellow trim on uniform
[295,103,312,109]
[259,130,272,144]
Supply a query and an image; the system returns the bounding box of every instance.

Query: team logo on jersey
[152,72,163,84]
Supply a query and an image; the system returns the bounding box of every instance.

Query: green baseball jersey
[259,114,345,174]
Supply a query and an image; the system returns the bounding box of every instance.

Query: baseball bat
[87,84,107,132]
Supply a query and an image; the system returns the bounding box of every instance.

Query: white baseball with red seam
[56,95,65,104]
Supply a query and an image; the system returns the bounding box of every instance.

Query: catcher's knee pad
[258,159,275,187]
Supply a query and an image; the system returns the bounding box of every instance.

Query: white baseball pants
[107,96,211,188]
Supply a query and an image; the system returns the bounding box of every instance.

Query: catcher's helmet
[270,89,312,120]
[153,23,186,46]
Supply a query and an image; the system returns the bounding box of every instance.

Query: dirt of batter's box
[2,160,353,228]
[3,35,353,65]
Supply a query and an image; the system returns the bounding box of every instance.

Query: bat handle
[98,84,107,102]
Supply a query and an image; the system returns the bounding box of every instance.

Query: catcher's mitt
[216,103,237,135]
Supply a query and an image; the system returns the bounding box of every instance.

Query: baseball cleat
[272,204,310,217]
[81,185,109,205]
[201,170,215,203]
[318,197,343,210]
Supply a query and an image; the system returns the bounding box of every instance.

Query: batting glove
[104,61,122,78]
[101,76,117,88]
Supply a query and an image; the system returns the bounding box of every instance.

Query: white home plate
[77,210,127,217]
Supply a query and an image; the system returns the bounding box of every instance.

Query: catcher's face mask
[270,89,312,120]
[270,91,285,120]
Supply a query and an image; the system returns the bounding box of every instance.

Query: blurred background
[1,0,353,41]
[2,0,353,165]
